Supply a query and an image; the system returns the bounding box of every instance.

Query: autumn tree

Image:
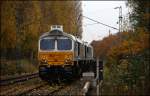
[91,0,149,95]
[0,1,83,75]
[1,1,83,60]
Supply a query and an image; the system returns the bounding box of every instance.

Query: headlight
[64,58,72,64]
[41,57,47,63]
[65,55,72,60]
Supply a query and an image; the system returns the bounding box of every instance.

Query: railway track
[49,86,64,95]
[23,83,65,95]
[15,82,48,95]
[49,79,86,95]
[0,72,95,95]
[0,80,46,96]
[1,77,69,95]
[17,79,85,95]
[0,72,39,86]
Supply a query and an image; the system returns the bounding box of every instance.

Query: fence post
[96,58,99,96]
[96,58,103,96]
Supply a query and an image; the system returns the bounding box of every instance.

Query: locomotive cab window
[57,39,72,50]
[40,39,55,50]
[87,47,92,56]
[77,42,80,56]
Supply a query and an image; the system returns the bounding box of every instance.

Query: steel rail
[0,72,39,86]
[49,86,64,95]
[16,83,47,95]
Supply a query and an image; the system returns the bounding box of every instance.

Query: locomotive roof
[39,29,91,47]
[40,30,76,40]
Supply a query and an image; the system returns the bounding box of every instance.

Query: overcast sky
[82,1,128,43]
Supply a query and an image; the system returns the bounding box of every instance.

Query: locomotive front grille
[38,52,73,66]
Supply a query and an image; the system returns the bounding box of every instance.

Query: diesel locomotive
[38,25,96,80]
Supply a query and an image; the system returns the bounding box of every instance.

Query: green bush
[0,59,38,77]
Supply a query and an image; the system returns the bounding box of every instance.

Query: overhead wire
[83,15,119,30]
[83,23,99,26]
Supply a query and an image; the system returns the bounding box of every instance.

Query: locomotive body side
[73,40,95,73]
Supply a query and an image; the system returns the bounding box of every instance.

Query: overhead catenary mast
[114,6,123,32]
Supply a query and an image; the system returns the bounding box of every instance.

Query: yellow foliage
[143,13,150,21]
[1,1,17,49]
[1,1,82,58]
